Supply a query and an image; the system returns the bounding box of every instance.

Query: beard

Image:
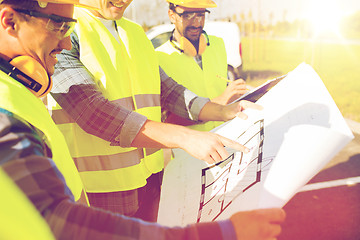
[184,26,203,45]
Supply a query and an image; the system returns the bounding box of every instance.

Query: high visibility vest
[156,36,228,132]
[0,169,55,240]
[0,70,84,201]
[48,9,164,193]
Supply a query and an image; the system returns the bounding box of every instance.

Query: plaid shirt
[49,30,211,216]
[0,109,236,240]
[51,31,209,147]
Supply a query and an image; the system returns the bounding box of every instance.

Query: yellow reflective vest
[0,70,84,201]
[0,169,55,240]
[49,9,164,193]
[156,36,228,131]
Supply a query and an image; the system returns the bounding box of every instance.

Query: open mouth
[50,53,57,59]
[50,50,62,63]
[110,1,124,8]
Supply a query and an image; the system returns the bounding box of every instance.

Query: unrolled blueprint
[157,63,354,226]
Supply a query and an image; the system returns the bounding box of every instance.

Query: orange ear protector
[170,29,210,57]
[0,56,52,98]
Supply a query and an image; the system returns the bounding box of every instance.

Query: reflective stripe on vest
[0,169,55,240]
[48,9,164,193]
[0,71,84,201]
[156,36,228,131]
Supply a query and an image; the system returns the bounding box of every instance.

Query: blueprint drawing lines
[197,119,264,222]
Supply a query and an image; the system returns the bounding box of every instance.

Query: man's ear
[168,9,176,24]
[0,7,18,36]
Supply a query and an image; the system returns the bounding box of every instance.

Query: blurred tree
[341,11,360,38]
[282,9,288,23]
[268,11,274,27]
[239,12,246,36]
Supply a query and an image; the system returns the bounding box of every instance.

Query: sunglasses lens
[181,11,208,21]
[62,22,76,38]
[46,20,76,39]
[183,12,196,20]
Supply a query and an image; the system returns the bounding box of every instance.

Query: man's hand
[179,129,249,164]
[199,99,263,123]
[212,79,248,105]
[222,100,263,122]
[230,208,286,240]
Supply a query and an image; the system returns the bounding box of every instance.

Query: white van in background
[146,21,243,80]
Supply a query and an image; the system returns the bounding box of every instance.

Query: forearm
[48,202,230,240]
[130,119,249,165]
[46,194,220,240]
[198,101,228,122]
[131,120,193,149]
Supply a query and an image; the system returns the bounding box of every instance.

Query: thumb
[236,111,248,120]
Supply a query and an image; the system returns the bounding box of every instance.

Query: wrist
[198,102,225,122]
[211,95,227,105]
